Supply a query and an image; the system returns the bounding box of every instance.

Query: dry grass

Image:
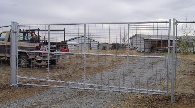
[177,53,195,60]
[17,54,126,85]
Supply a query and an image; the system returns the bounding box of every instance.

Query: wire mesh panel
[170,20,195,102]
[15,21,171,94]
[175,20,195,54]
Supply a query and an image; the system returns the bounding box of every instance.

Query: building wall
[99,43,111,50]
[67,36,99,50]
[144,40,152,52]
[131,35,145,52]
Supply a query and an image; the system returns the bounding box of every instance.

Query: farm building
[66,36,99,50]
[98,43,112,50]
[130,34,174,52]
[98,43,126,50]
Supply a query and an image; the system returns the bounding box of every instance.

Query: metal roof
[66,36,99,43]
[131,34,175,40]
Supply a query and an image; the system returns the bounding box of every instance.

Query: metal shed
[66,36,99,51]
[130,34,174,52]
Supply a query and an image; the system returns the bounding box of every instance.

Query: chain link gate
[8,20,172,95]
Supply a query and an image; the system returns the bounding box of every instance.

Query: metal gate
[171,19,195,102]
[9,20,173,95]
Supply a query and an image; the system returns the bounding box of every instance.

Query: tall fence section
[11,21,172,94]
[171,19,195,102]
[0,20,183,97]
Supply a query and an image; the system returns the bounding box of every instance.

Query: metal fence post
[47,24,51,80]
[171,18,176,102]
[10,21,18,86]
[167,19,171,95]
[84,24,86,85]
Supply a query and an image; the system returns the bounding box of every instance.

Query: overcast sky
[1,0,195,26]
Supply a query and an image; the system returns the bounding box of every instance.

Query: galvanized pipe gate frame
[8,20,180,102]
[171,19,195,102]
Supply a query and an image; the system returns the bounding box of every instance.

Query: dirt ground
[0,50,195,107]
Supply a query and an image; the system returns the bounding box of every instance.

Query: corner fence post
[10,21,18,86]
[171,18,176,103]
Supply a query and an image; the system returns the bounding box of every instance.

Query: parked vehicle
[0,30,69,67]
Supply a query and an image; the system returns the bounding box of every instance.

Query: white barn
[66,36,99,50]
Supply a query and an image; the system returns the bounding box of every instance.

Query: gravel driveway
[0,56,169,108]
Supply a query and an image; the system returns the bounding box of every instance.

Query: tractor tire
[46,60,57,66]
[50,60,57,65]
[18,54,31,68]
